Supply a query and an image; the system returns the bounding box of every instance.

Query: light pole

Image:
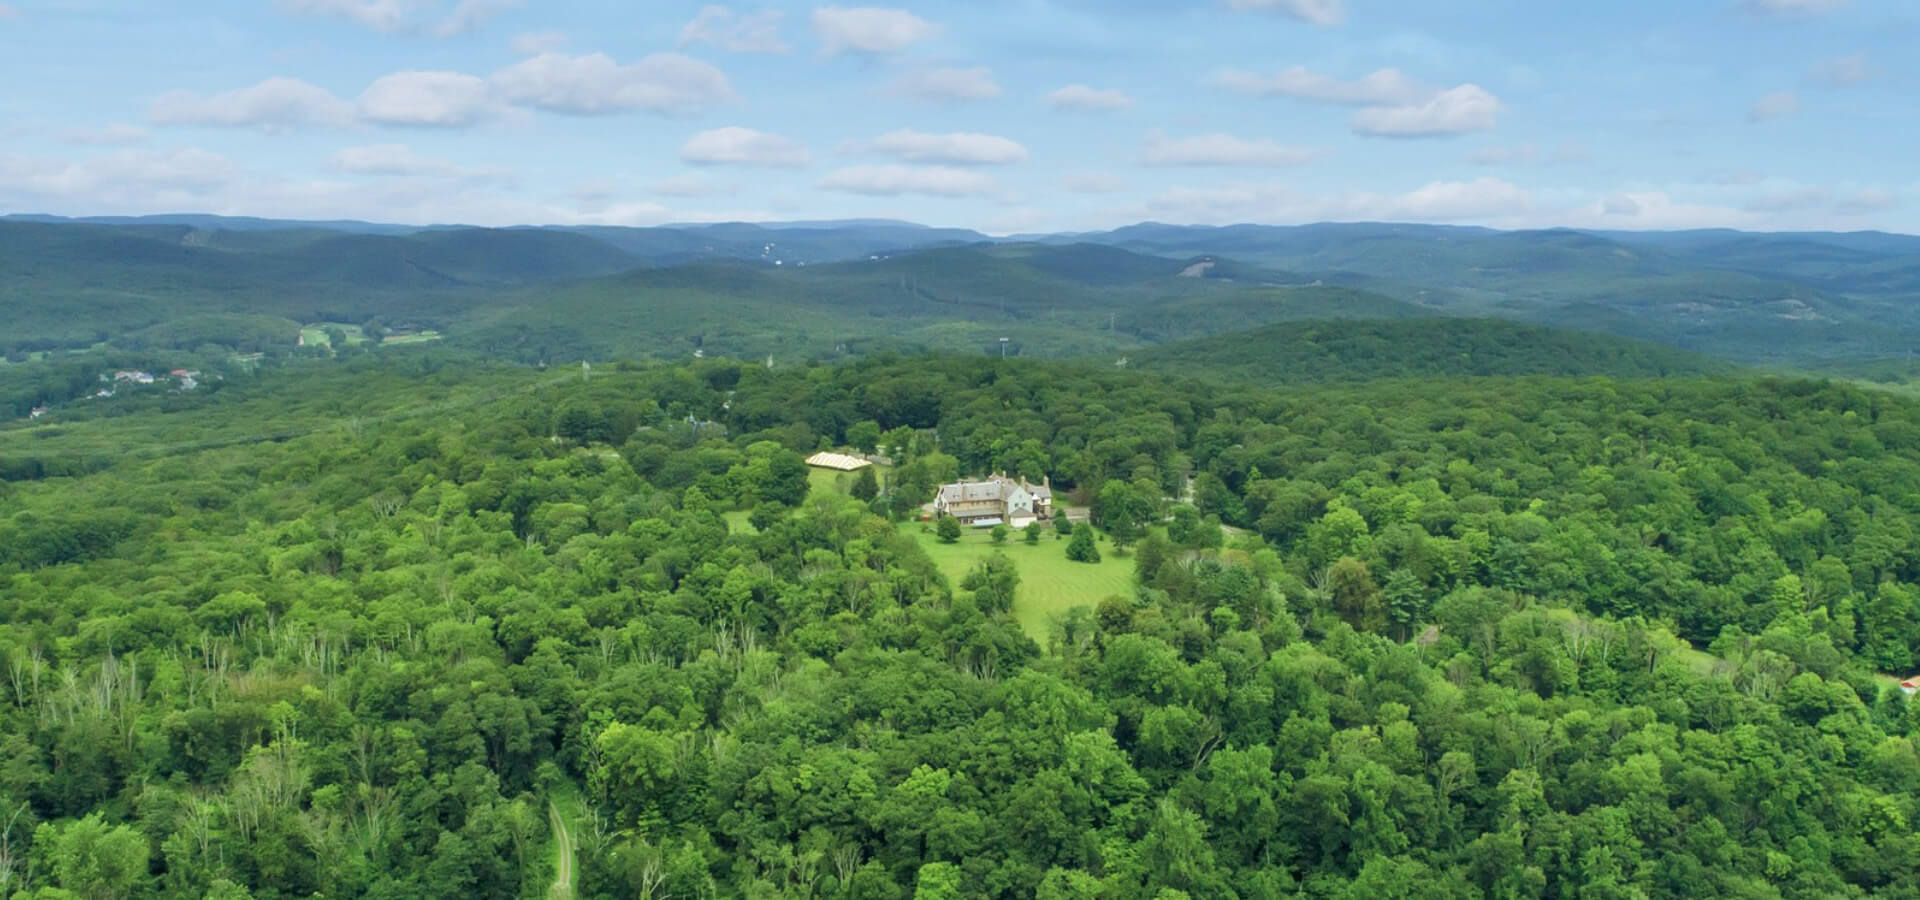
[999,337,1010,358]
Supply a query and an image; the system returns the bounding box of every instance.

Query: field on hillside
[900,523,1135,641]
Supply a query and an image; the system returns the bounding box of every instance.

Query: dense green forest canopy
[5,347,1920,898]
[1133,318,1733,382]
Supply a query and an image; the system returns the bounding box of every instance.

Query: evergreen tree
[1067,525,1102,563]
[850,465,879,501]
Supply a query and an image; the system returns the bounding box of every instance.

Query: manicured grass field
[731,462,1129,639]
[899,523,1135,641]
[300,323,444,348]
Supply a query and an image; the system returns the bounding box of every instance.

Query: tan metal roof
[806,452,872,471]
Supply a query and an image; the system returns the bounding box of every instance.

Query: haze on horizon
[0,0,1913,235]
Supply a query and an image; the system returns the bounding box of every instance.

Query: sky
[0,0,1915,234]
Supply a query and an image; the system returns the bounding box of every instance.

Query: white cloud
[63,124,151,146]
[1141,131,1318,167]
[1737,0,1848,15]
[0,148,238,200]
[1351,84,1500,136]
[1746,185,1831,212]
[1748,90,1799,122]
[279,0,517,36]
[278,0,417,33]
[328,143,506,179]
[652,174,735,197]
[1469,142,1588,166]
[510,29,567,54]
[681,127,810,167]
[1807,52,1875,86]
[357,71,499,126]
[1136,176,1531,225]
[813,6,941,55]
[679,6,788,53]
[1063,173,1127,194]
[1226,0,1345,25]
[816,164,996,197]
[0,146,766,227]
[1046,84,1133,111]
[1561,191,1755,229]
[844,129,1028,165]
[891,66,1001,102]
[1216,66,1431,106]
[1836,188,1896,214]
[148,77,355,132]
[434,0,517,36]
[491,52,736,115]
[1602,195,1642,216]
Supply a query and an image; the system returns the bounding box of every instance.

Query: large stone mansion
[934,474,1055,528]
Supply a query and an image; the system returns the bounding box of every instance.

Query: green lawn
[900,523,1135,641]
[300,323,443,348]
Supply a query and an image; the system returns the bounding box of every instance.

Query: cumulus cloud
[1807,52,1876,86]
[510,29,567,54]
[0,146,766,228]
[891,66,1001,102]
[816,164,996,197]
[491,52,735,115]
[357,71,499,126]
[1469,142,1588,166]
[679,6,788,53]
[1602,195,1642,216]
[1046,84,1133,111]
[1748,90,1800,122]
[0,148,238,202]
[1063,173,1127,194]
[1562,191,1755,229]
[1141,131,1318,167]
[813,6,941,56]
[278,0,518,36]
[1746,185,1832,213]
[148,77,355,132]
[328,143,507,179]
[843,129,1028,165]
[1701,169,1765,186]
[1137,176,1530,225]
[680,127,810,167]
[1836,188,1896,214]
[1736,0,1848,15]
[435,0,517,36]
[63,124,151,146]
[1216,66,1431,106]
[1351,84,1500,136]
[1225,0,1345,26]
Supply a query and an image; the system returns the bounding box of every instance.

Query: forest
[4,347,1920,898]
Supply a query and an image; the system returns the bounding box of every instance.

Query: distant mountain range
[5,213,1918,369]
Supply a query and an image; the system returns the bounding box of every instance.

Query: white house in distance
[935,474,1054,529]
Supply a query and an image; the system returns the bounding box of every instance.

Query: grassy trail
[547,799,577,900]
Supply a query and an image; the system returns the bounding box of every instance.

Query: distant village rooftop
[806,451,872,471]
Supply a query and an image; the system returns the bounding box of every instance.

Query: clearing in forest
[900,523,1134,641]
[547,794,580,900]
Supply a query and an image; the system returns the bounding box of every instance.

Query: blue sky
[0,0,1914,233]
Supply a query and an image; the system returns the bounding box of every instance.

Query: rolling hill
[1054,222,1920,364]
[1133,317,1735,383]
[458,243,1425,363]
[8,214,1920,370]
